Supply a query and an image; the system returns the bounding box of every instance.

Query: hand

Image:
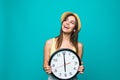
[44,65,51,74]
[78,62,84,74]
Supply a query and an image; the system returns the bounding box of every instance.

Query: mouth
[64,26,70,29]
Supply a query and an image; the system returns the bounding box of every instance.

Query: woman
[44,12,84,80]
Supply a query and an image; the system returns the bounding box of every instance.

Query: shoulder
[77,42,83,49]
[44,38,54,51]
[45,38,53,46]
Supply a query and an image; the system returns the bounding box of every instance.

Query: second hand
[55,62,71,69]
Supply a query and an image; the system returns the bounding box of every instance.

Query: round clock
[49,48,81,80]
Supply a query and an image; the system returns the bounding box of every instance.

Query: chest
[60,42,74,50]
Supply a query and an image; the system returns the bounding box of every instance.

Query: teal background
[0,0,120,80]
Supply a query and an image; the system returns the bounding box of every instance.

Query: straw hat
[61,12,81,31]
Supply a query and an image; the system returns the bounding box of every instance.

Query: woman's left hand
[78,62,84,74]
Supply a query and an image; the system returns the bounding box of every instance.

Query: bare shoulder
[78,42,83,48]
[45,38,53,47]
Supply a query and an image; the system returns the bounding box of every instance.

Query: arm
[77,42,83,59]
[43,39,52,74]
[77,42,84,74]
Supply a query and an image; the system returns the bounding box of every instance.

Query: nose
[65,20,69,25]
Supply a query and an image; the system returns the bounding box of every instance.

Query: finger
[48,70,52,74]
[79,65,84,67]
[78,66,84,72]
[45,68,51,72]
[46,69,52,74]
[78,69,84,73]
[79,71,84,74]
[45,66,50,69]
[78,66,84,70]
[79,65,84,69]
[44,66,51,70]
[48,72,51,74]
[78,69,83,72]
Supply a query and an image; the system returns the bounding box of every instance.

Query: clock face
[49,49,81,80]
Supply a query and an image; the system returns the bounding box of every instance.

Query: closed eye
[70,21,75,24]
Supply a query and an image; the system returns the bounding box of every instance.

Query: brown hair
[56,13,79,53]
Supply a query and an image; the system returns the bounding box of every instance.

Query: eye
[70,21,75,24]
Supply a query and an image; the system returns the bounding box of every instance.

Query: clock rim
[49,48,81,80]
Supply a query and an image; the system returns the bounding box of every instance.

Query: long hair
[56,13,79,53]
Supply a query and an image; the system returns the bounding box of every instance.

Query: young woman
[44,12,84,80]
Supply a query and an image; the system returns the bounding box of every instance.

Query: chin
[62,28,73,34]
[63,31,72,34]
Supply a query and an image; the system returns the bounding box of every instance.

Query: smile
[64,26,70,29]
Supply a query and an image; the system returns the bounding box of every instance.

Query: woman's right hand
[43,39,52,74]
[44,65,52,74]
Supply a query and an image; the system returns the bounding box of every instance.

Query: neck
[62,33,71,42]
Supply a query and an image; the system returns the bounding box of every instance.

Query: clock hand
[55,62,71,69]
[66,62,71,65]
[63,53,66,72]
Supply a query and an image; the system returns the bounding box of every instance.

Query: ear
[74,29,76,32]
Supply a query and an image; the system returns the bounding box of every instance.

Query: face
[62,16,76,34]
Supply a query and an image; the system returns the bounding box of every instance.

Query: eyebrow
[71,20,75,23]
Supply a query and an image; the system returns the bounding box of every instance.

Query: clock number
[54,69,57,73]
[69,53,71,56]
[57,53,60,57]
[59,73,62,76]
[74,67,77,70]
[64,73,67,77]
[52,64,55,67]
[53,58,57,62]
[69,72,72,75]
[75,61,77,65]
[72,56,75,59]
[62,51,66,55]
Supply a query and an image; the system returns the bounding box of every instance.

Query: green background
[0,0,120,80]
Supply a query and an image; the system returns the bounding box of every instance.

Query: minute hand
[63,53,66,72]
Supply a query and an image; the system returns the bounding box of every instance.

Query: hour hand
[63,53,66,72]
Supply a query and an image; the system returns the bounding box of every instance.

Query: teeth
[64,26,69,29]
